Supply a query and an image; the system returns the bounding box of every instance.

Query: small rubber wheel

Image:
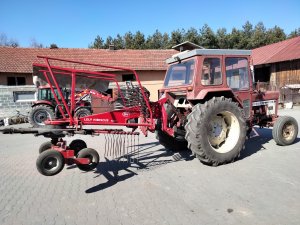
[76,148,99,171]
[69,139,87,155]
[272,116,298,146]
[39,141,52,153]
[36,150,65,176]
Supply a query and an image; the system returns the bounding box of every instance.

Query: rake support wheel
[36,150,65,176]
[76,148,99,171]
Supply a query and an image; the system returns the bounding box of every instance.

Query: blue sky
[1,0,300,48]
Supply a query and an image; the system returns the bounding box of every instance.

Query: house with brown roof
[252,36,300,89]
[0,47,175,118]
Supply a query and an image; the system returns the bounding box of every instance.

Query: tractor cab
[36,86,69,103]
[161,49,254,118]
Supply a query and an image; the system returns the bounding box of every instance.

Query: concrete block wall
[0,86,36,119]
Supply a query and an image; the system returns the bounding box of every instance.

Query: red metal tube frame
[33,56,154,128]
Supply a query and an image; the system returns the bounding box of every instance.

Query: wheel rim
[208,111,240,153]
[33,110,50,125]
[42,156,60,171]
[87,155,94,165]
[282,122,295,141]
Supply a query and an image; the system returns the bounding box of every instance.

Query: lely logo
[122,112,130,117]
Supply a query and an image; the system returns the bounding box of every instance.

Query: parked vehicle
[156,49,298,165]
[29,86,92,127]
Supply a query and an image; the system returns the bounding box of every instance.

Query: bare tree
[30,38,43,48]
[0,33,19,47]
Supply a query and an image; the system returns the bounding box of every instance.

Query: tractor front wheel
[155,119,188,152]
[185,97,246,166]
[272,116,298,146]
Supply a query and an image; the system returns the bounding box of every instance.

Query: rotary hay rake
[1,56,159,176]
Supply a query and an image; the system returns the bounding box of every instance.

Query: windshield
[164,59,195,87]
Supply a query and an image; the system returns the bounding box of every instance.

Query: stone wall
[0,86,36,119]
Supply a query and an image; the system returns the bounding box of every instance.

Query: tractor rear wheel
[272,116,298,146]
[29,104,55,128]
[185,97,246,166]
[155,119,188,152]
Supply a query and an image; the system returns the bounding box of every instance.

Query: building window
[7,77,26,86]
[122,74,136,81]
[13,91,36,102]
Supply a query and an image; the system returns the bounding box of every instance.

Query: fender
[31,101,53,108]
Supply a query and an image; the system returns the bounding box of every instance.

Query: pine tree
[251,22,267,48]
[199,24,217,48]
[88,22,300,50]
[146,29,164,49]
[104,36,113,49]
[169,29,185,47]
[133,31,145,49]
[113,34,124,49]
[228,28,242,49]
[216,28,229,49]
[184,27,200,45]
[162,32,170,49]
[124,32,134,49]
[288,28,300,38]
[240,21,254,49]
[266,26,286,44]
[89,35,104,49]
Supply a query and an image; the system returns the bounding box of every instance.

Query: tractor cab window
[225,58,249,90]
[164,60,195,87]
[201,58,222,85]
[38,88,61,100]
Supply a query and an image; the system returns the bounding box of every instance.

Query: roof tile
[0,48,176,73]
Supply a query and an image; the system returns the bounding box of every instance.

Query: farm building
[252,36,300,103]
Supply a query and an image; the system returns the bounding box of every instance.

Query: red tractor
[29,86,92,127]
[155,49,298,165]
[1,49,298,176]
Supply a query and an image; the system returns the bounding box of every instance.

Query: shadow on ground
[239,127,300,160]
[84,127,299,193]
[85,141,194,193]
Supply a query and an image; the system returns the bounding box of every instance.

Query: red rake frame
[33,56,155,132]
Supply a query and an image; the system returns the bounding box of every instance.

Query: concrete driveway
[0,108,300,225]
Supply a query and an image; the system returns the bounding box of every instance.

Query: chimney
[109,44,115,50]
